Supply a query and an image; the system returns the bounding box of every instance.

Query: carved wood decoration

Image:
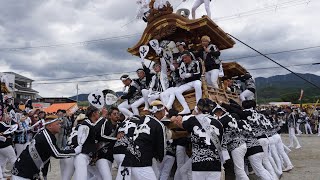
[128,13,236,61]
[151,24,177,40]
[147,1,173,24]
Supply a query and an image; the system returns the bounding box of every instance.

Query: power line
[6,43,319,68]
[0,33,141,51]
[14,43,320,83]
[0,0,310,52]
[224,44,320,61]
[32,62,320,85]
[214,0,311,22]
[247,62,320,71]
[227,33,320,90]
[33,78,120,85]
[35,71,136,82]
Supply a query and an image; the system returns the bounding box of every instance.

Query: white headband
[149,105,165,114]
[212,104,224,113]
[121,77,130,81]
[44,118,61,126]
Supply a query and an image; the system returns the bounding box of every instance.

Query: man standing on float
[183,0,213,19]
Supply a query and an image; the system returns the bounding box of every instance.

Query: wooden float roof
[128,10,235,60]
[222,62,247,78]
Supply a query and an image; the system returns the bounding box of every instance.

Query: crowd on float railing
[1,96,307,180]
[118,36,256,118]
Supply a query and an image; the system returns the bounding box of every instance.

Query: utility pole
[0,77,4,120]
[76,84,79,105]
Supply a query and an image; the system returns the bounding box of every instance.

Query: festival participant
[158,139,176,180]
[29,113,45,135]
[265,115,294,173]
[295,110,303,135]
[195,35,221,89]
[113,116,139,178]
[171,98,224,180]
[175,51,202,114]
[24,99,33,113]
[60,114,86,180]
[95,107,119,180]
[116,100,165,180]
[174,41,195,63]
[73,106,104,180]
[175,41,187,62]
[0,113,17,179]
[142,58,169,110]
[164,109,191,180]
[160,58,182,110]
[222,100,273,180]
[236,73,256,102]
[135,60,154,90]
[11,115,81,180]
[211,102,249,180]
[113,113,129,170]
[183,0,212,19]
[118,75,145,117]
[301,111,313,134]
[14,113,29,157]
[285,107,302,149]
[56,110,69,149]
[258,112,282,178]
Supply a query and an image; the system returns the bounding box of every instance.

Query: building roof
[44,103,77,113]
[15,83,39,94]
[3,72,34,82]
[39,97,77,103]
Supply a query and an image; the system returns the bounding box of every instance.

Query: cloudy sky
[0,0,319,97]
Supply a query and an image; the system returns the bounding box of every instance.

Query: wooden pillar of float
[200,59,209,99]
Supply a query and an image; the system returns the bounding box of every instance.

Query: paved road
[46,134,320,180]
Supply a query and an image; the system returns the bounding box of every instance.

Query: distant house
[39,97,77,104]
[1,72,39,103]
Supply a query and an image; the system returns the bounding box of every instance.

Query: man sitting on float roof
[175,51,202,114]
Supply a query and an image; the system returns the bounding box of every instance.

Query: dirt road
[46,134,320,180]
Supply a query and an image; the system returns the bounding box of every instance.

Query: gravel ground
[45,134,320,180]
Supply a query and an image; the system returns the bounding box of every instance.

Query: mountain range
[255,73,320,103]
[70,73,320,104]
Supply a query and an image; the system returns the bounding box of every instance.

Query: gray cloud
[0,0,320,97]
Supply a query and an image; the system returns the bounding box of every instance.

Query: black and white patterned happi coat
[121,115,165,167]
[217,113,246,152]
[182,114,223,172]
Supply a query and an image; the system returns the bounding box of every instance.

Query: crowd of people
[2,34,318,180]
[2,95,310,180]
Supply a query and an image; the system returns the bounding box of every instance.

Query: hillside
[255,73,320,104]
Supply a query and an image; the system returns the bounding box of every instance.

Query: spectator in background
[56,109,70,149]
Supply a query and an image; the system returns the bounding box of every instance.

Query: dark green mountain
[255,73,320,104]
